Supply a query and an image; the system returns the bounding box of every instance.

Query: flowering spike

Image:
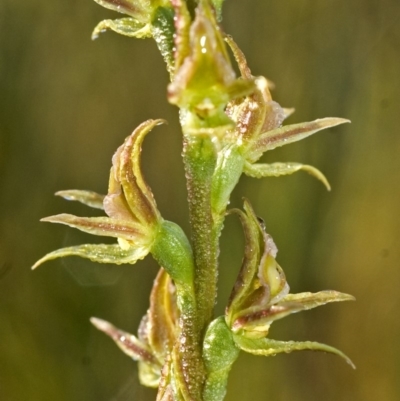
[243,161,331,191]
[55,190,105,209]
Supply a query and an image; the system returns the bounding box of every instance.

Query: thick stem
[183,135,219,335]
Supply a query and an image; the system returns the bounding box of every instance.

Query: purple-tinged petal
[104,166,136,221]
[41,214,148,241]
[248,117,350,163]
[90,317,159,365]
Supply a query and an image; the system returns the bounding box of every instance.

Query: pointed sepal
[247,117,350,163]
[40,213,149,242]
[92,0,151,23]
[92,18,151,40]
[281,290,355,309]
[233,335,355,369]
[32,243,149,269]
[243,161,331,190]
[55,190,105,209]
[90,317,158,365]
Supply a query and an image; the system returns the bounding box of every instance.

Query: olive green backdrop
[1,0,399,400]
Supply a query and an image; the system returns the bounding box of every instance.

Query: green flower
[168,1,255,121]
[226,199,355,365]
[224,36,350,189]
[32,120,165,269]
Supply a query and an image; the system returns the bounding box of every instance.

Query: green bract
[34,1,354,400]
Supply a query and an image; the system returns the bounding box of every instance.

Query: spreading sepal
[232,335,355,369]
[33,119,170,270]
[92,18,152,40]
[224,35,350,189]
[55,190,105,209]
[243,161,331,191]
[225,199,354,366]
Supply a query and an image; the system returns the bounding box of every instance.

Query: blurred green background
[1,0,399,400]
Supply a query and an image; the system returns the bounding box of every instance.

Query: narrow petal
[32,243,149,269]
[41,214,148,241]
[224,34,252,79]
[92,18,151,40]
[233,335,355,369]
[233,291,354,333]
[243,161,331,191]
[248,117,350,163]
[104,166,136,220]
[280,290,356,309]
[232,303,317,334]
[55,190,105,210]
[90,317,158,365]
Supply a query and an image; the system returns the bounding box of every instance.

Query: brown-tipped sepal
[226,200,354,340]
[226,199,289,332]
[33,120,166,270]
[246,117,351,164]
[106,119,165,228]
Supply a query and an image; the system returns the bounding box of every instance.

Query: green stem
[183,135,219,335]
[151,220,205,399]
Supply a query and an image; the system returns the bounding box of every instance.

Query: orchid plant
[33,1,354,400]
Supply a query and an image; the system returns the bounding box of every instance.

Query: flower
[224,36,350,190]
[32,119,165,269]
[91,268,179,388]
[225,199,355,367]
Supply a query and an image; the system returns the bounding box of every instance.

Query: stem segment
[183,135,219,335]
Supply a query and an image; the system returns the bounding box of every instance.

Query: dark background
[1,0,399,400]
